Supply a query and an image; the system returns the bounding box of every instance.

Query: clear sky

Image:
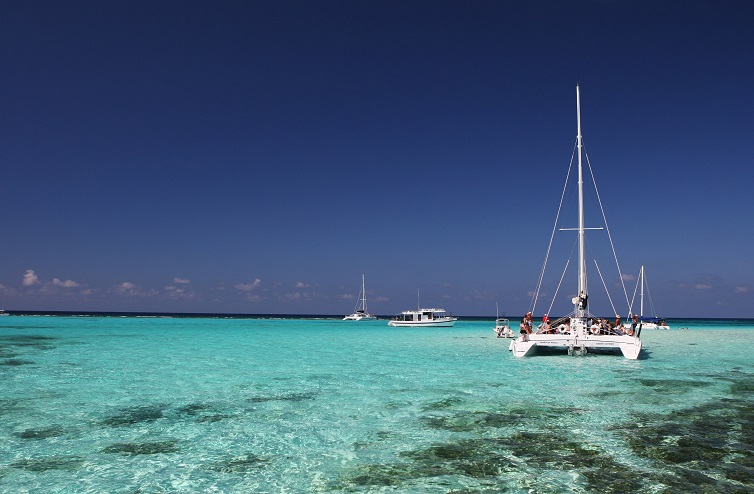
[1,1,753,317]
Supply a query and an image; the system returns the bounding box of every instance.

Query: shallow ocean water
[1,316,753,493]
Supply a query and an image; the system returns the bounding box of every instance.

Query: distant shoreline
[3,310,479,320]
[2,310,753,323]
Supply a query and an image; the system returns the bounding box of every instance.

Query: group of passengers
[587,315,630,335]
[519,313,642,337]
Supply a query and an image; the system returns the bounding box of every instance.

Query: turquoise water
[1,316,753,493]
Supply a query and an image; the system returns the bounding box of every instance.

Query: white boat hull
[509,332,641,359]
[637,322,670,330]
[387,318,456,327]
[622,322,669,331]
[494,327,514,338]
[388,307,456,327]
[343,314,377,321]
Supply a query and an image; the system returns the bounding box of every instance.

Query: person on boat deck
[598,318,609,334]
[524,312,533,333]
[611,315,621,334]
[519,315,530,341]
[519,312,533,337]
[629,314,640,336]
[541,314,551,333]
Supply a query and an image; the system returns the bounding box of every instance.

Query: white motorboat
[494,318,513,338]
[388,308,457,327]
[509,85,642,359]
[343,275,377,321]
[493,303,513,338]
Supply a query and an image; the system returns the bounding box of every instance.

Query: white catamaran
[343,275,377,321]
[509,85,642,359]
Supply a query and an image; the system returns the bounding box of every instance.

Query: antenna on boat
[417,289,420,311]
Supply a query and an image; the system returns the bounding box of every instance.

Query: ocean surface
[1,315,752,493]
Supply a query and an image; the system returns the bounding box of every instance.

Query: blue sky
[1,1,752,317]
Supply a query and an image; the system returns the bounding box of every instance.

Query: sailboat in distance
[343,275,377,320]
[509,85,642,359]
[630,265,670,330]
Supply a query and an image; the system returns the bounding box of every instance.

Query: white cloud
[174,277,191,284]
[235,279,261,291]
[694,284,712,290]
[283,290,317,302]
[243,293,263,302]
[23,270,39,286]
[165,285,196,300]
[114,281,157,297]
[621,273,637,282]
[52,278,80,288]
[735,286,749,293]
[294,281,309,289]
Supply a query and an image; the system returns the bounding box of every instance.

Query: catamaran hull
[343,315,377,321]
[509,333,641,359]
[637,323,670,330]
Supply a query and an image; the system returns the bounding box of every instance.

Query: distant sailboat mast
[639,265,645,319]
[343,275,376,320]
[359,274,368,313]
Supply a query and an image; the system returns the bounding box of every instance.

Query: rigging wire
[547,258,571,317]
[531,140,633,319]
[531,142,577,315]
[584,146,632,315]
[593,259,619,316]
[628,268,639,316]
[644,270,659,317]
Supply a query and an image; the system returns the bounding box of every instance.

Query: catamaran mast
[576,84,587,316]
